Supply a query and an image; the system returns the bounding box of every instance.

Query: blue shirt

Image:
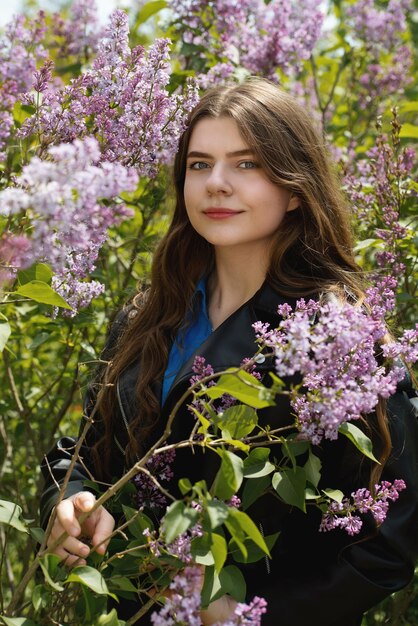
[161,278,212,406]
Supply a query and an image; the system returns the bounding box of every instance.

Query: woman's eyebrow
[187,149,254,159]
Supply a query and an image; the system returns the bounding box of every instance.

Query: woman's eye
[238,161,257,169]
[189,161,209,170]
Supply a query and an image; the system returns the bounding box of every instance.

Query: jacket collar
[161,280,299,415]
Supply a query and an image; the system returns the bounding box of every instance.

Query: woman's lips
[203,208,243,219]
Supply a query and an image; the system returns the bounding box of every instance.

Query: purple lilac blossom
[215,596,268,626]
[320,479,407,536]
[150,565,202,626]
[0,137,137,305]
[0,12,47,158]
[347,0,411,48]
[168,0,324,79]
[19,10,200,177]
[343,135,415,277]
[143,517,203,565]
[345,1,413,108]
[133,450,176,510]
[0,234,32,285]
[52,0,103,60]
[253,298,412,444]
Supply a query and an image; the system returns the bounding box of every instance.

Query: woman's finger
[55,498,81,536]
[91,508,115,554]
[58,535,91,558]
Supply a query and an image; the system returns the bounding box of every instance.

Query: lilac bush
[0,1,417,624]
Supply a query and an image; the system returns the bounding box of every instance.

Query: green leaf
[339,422,379,463]
[227,509,270,556]
[211,533,228,573]
[399,101,418,113]
[1,618,37,626]
[400,123,418,139]
[28,332,51,350]
[16,281,72,309]
[66,566,116,598]
[191,533,215,566]
[39,554,64,592]
[305,487,321,500]
[221,437,250,452]
[206,500,230,529]
[108,577,138,593]
[29,526,45,543]
[304,451,322,488]
[242,474,271,510]
[322,488,344,503]
[161,501,200,544]
[218,405,258,439]
[178,478,193,495]
[188,405,211,432]
[32,584,50,612]
[17,263,53,285]
[354,238,384,252]
[243,447,275,478]
[230,532,279,564]
[212,450,244,500]
[272,467,306,512]
[204,369,274,408]
[121,505,150,540]
[201,566,222,607]
[0,500,28,533]
[218,565,246,602]
[94,609,122,626]
[134,0,167,26]
[0,321,11,352]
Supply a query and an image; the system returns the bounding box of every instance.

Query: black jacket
[40,282,418,626]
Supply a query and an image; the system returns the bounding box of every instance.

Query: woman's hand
[201,594,237,625]
[46,491,115,567]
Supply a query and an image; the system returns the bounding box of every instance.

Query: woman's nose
[205,164,232,195]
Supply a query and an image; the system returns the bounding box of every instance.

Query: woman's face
[184,116,298,254]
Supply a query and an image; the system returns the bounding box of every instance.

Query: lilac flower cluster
[346,0,412,108]
[0,12,47,158]
[347,0,411,48]
[20,10,200,177]
[151,565,202,626]
[0,137,137,308]
[133,450,176,510]
[320,479,407,536]
[51,0,103,60]
[344,132,415,276]
[214,596,267,626]
[253,298,411,444]
[168,0,324,80]
[0,234,32,284]
[143,516,202,564]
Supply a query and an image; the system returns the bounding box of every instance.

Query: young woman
[40,78,418,626]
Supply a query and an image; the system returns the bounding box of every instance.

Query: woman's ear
[286,195,300,213]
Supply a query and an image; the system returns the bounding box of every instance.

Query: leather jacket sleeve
[39,309,129,528]
[251,382,418,626]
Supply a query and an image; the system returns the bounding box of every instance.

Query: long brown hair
[93,77,391,480]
